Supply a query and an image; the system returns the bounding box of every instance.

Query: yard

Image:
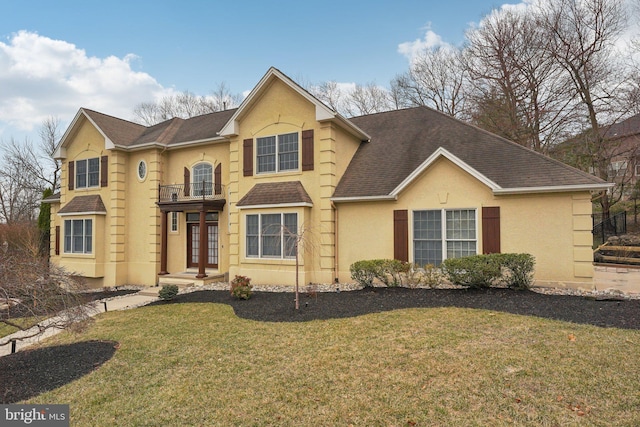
[4,288,640,426]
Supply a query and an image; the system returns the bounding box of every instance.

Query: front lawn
[23,303,640,426]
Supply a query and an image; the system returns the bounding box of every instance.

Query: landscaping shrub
[159,284,179,301]
[350,260,379,287]
[230,275,253,300]
[405,263,442,288]
[497,253,536,290]
[442,253,535,289]
[350,259,410,287]
[442,255,502,288]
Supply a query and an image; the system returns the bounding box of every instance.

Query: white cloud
[398,26,450,62]
[0,31,171,137]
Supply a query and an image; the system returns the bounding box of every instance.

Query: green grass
[26,303,640,426]
[1,317,37,339]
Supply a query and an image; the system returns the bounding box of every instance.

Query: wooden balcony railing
[158,182,224,203]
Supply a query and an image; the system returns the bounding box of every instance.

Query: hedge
[442,253,535,289]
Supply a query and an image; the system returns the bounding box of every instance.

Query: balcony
[157,182,226,211]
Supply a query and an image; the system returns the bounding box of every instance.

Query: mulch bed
[154,287,640,328]
[2,287,639,403]
[0,340,118,403]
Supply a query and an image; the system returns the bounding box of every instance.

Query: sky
[0,0,635,145]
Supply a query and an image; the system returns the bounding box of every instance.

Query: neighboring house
[552,112,640,197]
[601,113,640,192]
[45,67,611,290]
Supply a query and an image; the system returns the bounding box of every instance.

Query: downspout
[331,201,339,284]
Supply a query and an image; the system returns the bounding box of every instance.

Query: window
[192,163,213,196]
[137,160,147,181]
[413,209,476,266]
[256,133,299,173]
[76,158,100,188]
[170,212,179,233]
[63,219,92,254]
[608,160,627,178]
[246,213,297,258]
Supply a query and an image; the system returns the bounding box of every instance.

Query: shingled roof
[237,182,313,207]
[58,195,107,215]
[333,107,609,199]
[82,108,237,148]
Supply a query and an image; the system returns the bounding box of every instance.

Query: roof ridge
[82,108,145,129]
[156,117,185,144]
[411,105,605,184]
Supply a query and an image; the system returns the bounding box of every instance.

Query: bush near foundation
[442,253,535,289]
[349,259,411,287]
[159,284,179,300]
[230,275,252,300]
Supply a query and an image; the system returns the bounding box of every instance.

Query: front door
[187,222,218,268]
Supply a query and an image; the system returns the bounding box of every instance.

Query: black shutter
[302,129,314,171]
[55,226,60,256]
[100,156,108,187]
[184,167,190,197]
[214,163,222,195]
[243,138,253,176]
[393,210,409,262]
[482,207,501,254]
[68,161,74,190]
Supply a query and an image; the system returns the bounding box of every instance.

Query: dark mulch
[153,287,640,330]
[3,287,638,404]
[0,340,118,403]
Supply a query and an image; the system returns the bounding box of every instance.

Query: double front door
[187,221,218,268]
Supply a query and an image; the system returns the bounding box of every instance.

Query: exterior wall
[336,157,595,288]
[160,143,230,276]
[53,118,111,287]
[228,78,361,285]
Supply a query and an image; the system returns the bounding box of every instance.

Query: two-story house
[45,68,611,290]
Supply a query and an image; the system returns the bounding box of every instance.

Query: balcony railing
[158,182,225,203]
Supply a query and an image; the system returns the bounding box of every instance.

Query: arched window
[192,163,213,196]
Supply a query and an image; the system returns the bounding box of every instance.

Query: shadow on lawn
[0,340,118,403]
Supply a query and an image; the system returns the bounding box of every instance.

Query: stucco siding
[336,157,594,287]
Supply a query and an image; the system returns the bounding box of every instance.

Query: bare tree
[463,7,575,153]
[539,0,630,217]
[0,222,91,348]
[310,81,344,113]
[392,47,469,118]
[133,83,241,125]
[343,83,394,117]
[0,117,61,224]
[2,117,61,193]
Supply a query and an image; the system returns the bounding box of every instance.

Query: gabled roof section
[219,67,370,141]
[54,108,238,158]
[58,195,107,215]
[54,109,146,158]
[236,181,313,209]
[333,107,612,200]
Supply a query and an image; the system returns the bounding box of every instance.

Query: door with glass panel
[186,212,219,268]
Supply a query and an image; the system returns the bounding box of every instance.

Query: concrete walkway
[0,287,161,357]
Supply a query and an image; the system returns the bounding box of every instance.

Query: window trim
[75,157,100,189]
[245,212,298,259]
[412,208,478,266]
[256,132,300,174]
[63,218,93,254]
[192,162,213,196]
[137,160,147,181]
[170,212,179,233]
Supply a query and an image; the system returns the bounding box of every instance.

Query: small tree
[0,222,91,348]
